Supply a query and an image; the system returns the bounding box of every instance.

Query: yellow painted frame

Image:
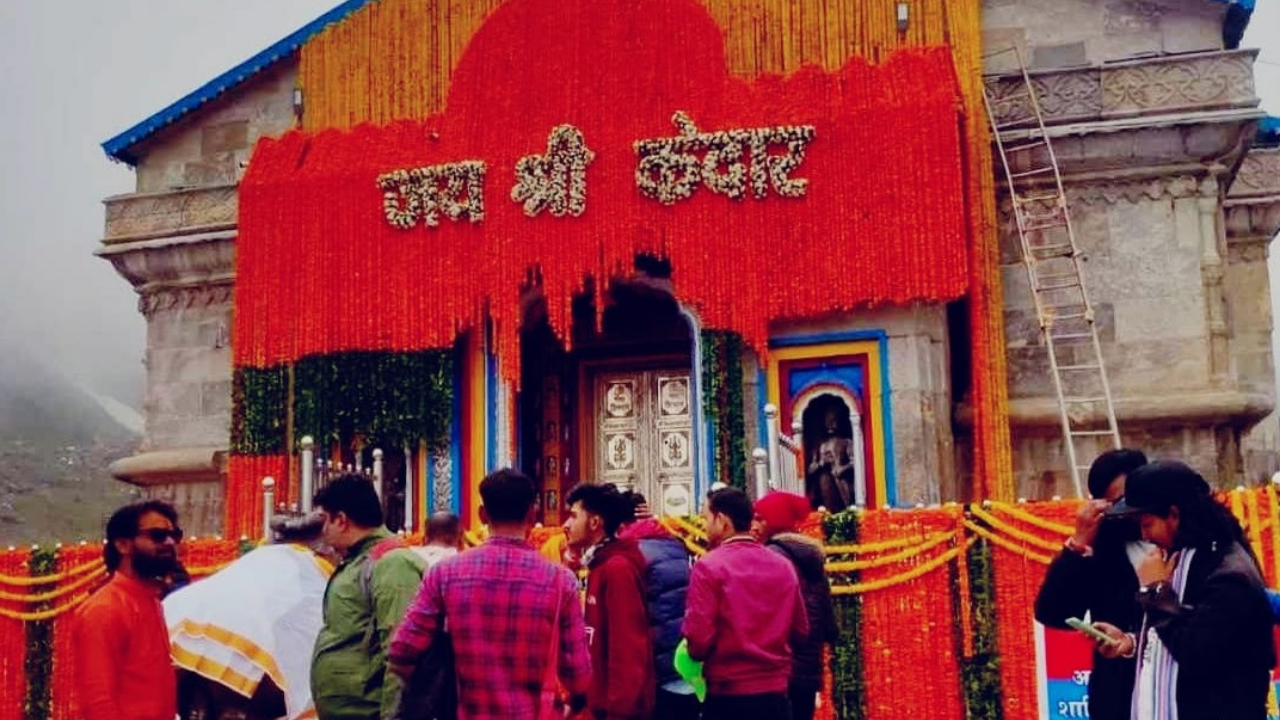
[765,340,889,507]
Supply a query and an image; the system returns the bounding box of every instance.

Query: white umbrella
[164,543,333,720]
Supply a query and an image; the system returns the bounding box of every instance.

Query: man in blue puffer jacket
[619,492,700,720]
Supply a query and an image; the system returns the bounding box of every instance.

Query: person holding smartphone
[1090,461,1275,720]
[1034,449,1148,720]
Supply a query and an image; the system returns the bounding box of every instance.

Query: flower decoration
[377,160,487,229]
[634,111,815,205]
[511,125,595,217]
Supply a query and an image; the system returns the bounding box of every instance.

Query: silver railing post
[752,448,770,499]
[261,477,275,542]
[764,404,782,489]
[402,444,414,533]
[372,448,385,506]
[300,436,315,514]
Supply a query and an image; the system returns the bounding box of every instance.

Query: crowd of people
[67,453,1280,720]
[69,470,836,720]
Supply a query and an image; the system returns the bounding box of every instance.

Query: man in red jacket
[564,483,656,720]
[684,487,809,720]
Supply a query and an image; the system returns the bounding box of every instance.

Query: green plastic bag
[673,638,707,702]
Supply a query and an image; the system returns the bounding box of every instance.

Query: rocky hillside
[0,351,140,545]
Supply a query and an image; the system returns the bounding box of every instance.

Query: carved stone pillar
[98,185,239,535]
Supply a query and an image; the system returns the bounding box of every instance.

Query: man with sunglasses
[73,500,184,720]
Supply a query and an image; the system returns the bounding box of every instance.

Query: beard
[133,550,179,579]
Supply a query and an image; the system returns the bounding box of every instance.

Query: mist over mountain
[0,347,140,545]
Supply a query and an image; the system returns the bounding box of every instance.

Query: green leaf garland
[700,330,747,488]
[23,547,56,720]
[824,509,867,720]
[293,350,454,451]
[231,366,289,455]
[955,537,1004,720]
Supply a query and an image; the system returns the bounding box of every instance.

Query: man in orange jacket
[73,501,184,720]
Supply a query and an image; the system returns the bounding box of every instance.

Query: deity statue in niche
[802,395,856,511]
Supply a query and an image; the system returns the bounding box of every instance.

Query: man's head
[751,491,811,540]
[564,483,628,550]
[1107,460,1211,550]
[104,500,182,580]
[1087,448,1148,502]
[703,487,753,547]
[314,474,384,553]
[426,512,461,548]
[621,490,651,523]
[478,468,537,530]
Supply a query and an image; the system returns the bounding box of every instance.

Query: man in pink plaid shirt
[388,469,591,719]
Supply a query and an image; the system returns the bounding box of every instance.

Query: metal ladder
[982,48,1121,498]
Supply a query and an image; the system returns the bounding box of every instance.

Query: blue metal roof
[1208,0,1257,10]
[101,0,377,165]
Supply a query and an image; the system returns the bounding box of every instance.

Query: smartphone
[1066,617,1118,645]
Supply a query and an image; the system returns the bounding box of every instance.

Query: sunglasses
[138,528,184,544]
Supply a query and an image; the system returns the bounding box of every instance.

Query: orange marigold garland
[0,548,30,720]
[49,543,104,720]
[983,500,1077,720]
[857,507,965,720]
[236,1,971,382]
[225,455,289,540]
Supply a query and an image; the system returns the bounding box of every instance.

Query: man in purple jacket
[683,487,809,720]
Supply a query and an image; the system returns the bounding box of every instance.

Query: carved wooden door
[593,369,695,518]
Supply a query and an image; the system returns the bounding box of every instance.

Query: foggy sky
[0,0,1276,409]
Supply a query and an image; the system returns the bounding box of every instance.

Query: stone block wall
[983,0,1225,73]
[133,63,299,194]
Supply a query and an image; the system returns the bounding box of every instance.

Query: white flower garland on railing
[634,111,815,205]
[511,125,596,218]
[377,160,487,229]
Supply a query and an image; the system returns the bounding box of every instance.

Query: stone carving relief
[984,50,1257,129]
[432,452,454,513]
[997,175,1205,213]
[985,72,1102,129]
[138,283,234,318]
[1103,53,1256,116]
[1229,149,1280,198]
[104,185,239,243]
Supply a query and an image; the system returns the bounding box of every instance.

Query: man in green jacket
[311,474,426,720]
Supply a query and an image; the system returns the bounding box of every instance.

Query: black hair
[104,500,179,572]
[620,490,647,515]
[566,483,630,536]
[707,487,753,533]
[1087,448,1148,499]
[479,468,537,523]
[313,474,384,528]
[1168,493,1256,565]
[426,512,461,542]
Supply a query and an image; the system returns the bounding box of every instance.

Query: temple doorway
[521,261,697,522]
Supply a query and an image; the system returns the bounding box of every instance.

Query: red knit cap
[753,491,811,534]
